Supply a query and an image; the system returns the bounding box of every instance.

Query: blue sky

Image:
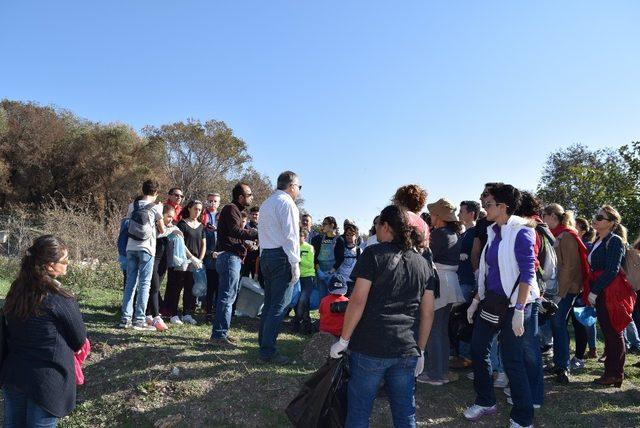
[1,1,639,230]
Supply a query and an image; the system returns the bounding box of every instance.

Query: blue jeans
[211,252,242,339]
[471,305,534,427]
[347,351,418,428]
[3,385,58,427]
[121,250,154,324]
[489,335,503,373]
[523,302,544,406]
[624,321,640,349]
[551,293,577,370]
[294,276,315,325]
[258,248,294,359]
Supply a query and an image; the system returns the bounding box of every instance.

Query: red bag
[589,271,636,334]
[74,339,91,385]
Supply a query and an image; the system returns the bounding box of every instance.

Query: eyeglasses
[594,214,612,222]
[484,201,506,208]
[291,183,302,190]
[172,193,184,199]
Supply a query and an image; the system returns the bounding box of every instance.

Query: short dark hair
[277,171,298,191]
[322,216,337,231]
[460,200,481,220]
[514,191,542,218]
[142,179,160,196]
[249,206,259,213]
[488,184,521,216]
[168,187,182,196]
[232,182,250,202]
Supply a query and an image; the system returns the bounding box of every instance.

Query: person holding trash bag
[329,204,436,428]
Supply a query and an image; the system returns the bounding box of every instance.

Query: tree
[237,166,273,208]
[143,120,251,200]
[537,143,640,239]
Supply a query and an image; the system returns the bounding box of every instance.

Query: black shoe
[555,370,570,385]
[258,353,291,366]
[627,346,640,355]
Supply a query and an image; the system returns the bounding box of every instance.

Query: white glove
[289,262,300,286]
[512,309,525,337]
[190,256,203,270]
[588,292,597,306]
[467,298,480,324]
[415,350,425,377]
[330,337,349,358]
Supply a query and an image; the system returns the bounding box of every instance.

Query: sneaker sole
[465,407,497,421]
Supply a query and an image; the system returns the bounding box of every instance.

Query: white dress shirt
[259,190,300,265]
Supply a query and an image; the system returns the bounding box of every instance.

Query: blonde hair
[543,203,575,228]
[600,205,628,244]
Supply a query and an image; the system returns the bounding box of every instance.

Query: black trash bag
[449,301,473,343]
[286,356,349,428]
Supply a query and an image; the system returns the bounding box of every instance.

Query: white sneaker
[170,315,183,325]
[509,418,533,427]
[506,397,541,409]
[182,314,197,325]
[133,322,156,331]
[494,372,509,388]
[145,315,154,326]
[463,404,497,421]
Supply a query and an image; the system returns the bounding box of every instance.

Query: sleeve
[54,296,88,352]
[311,234,321,267]
[514,228,536,286]
[154,204,163,222]
[280,201,300,265]
[126,203,133,218]
[430,229,447,262]
[201,226,206,240]
[557,234,581,294]
[350,247,376,282]
[333,237,345,270]
[591,235,625,295]
[225,206,259,240]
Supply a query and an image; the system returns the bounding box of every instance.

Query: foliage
[537,143,640,238]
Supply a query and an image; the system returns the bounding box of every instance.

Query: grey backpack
[127,201,155,241]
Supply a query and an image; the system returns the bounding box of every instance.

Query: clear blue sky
[2,1,639,230]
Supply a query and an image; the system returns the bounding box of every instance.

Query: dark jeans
[347,351,418,428]
[596,293,625,378]
[471,305,534,427]
[570,310,588,359]
[163,268,196,317]
[293,276,315,327]
[147,253,166,317]
[3,385,58,427]
[633,291,640,331]
[551,293,577,370]
[426,304,452,380]
[258,248,294,360]
[205,268,219,316]
[523,302,544,406]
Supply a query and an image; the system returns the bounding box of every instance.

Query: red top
[319,294,349,337]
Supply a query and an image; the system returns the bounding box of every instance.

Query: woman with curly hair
[393,184,429,249]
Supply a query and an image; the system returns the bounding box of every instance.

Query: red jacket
[587,270,636,334]
[74,339,91,385]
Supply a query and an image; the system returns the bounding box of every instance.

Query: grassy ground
[1,275,640,427]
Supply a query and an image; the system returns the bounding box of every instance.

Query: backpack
[535,224,558,294]
[117,218,130,257]
[127,201,156,241]
[622,247,640,292]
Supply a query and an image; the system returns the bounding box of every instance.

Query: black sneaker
[258,353,291,366]
[555,370,570,385]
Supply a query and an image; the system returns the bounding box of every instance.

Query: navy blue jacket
[589,232,625,295]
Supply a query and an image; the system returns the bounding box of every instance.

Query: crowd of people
[1,174,640,427]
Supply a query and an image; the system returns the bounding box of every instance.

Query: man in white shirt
[257,171,301,365]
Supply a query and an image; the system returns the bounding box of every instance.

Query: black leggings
[147,255,166,317]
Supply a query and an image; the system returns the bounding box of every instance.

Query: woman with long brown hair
[1,235,87,427]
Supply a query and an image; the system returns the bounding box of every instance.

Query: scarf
[551,225,591,295]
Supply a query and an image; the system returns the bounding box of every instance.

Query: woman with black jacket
[1,235,87,427]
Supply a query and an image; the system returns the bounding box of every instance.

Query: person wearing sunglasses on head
[585,205,635,387]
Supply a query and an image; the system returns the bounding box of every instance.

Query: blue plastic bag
[573,306,597,327]
[192,267,207,298]
[167,234,189,270]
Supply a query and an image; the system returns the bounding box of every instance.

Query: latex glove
[467,298,480,324]
[289,262,300,286]
[588,292,597,306]
[415,350,425,377]
[190,256,203,270]
[330,337,349,358]
[538,301,547,315]
[512,309,525,337]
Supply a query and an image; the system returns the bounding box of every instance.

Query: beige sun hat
[427,198,458,222]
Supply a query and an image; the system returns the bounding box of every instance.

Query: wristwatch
[515,303,525,311]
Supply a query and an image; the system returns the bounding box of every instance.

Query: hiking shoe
[506,397,541,409]
[494,372,509,388]
[170,315,183,325]
[209,337,237,347]
[450,356,472,369]
[585,349,598,359]
[555,369,570,385]
[133,322,156,331]
[118,320,133,329]
[182,314,198,325]
[509,418,533,427]
[145,315,154,326]
[416,373,444,386]
[152,316,168,332]
[570,357,585,371]
[258,354,291,366]
[463,404,497,421]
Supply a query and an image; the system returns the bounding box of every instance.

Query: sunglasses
[594,214,612,222]
[172,193,184,198]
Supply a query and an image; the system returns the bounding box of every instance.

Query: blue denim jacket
[589,232,625,295]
